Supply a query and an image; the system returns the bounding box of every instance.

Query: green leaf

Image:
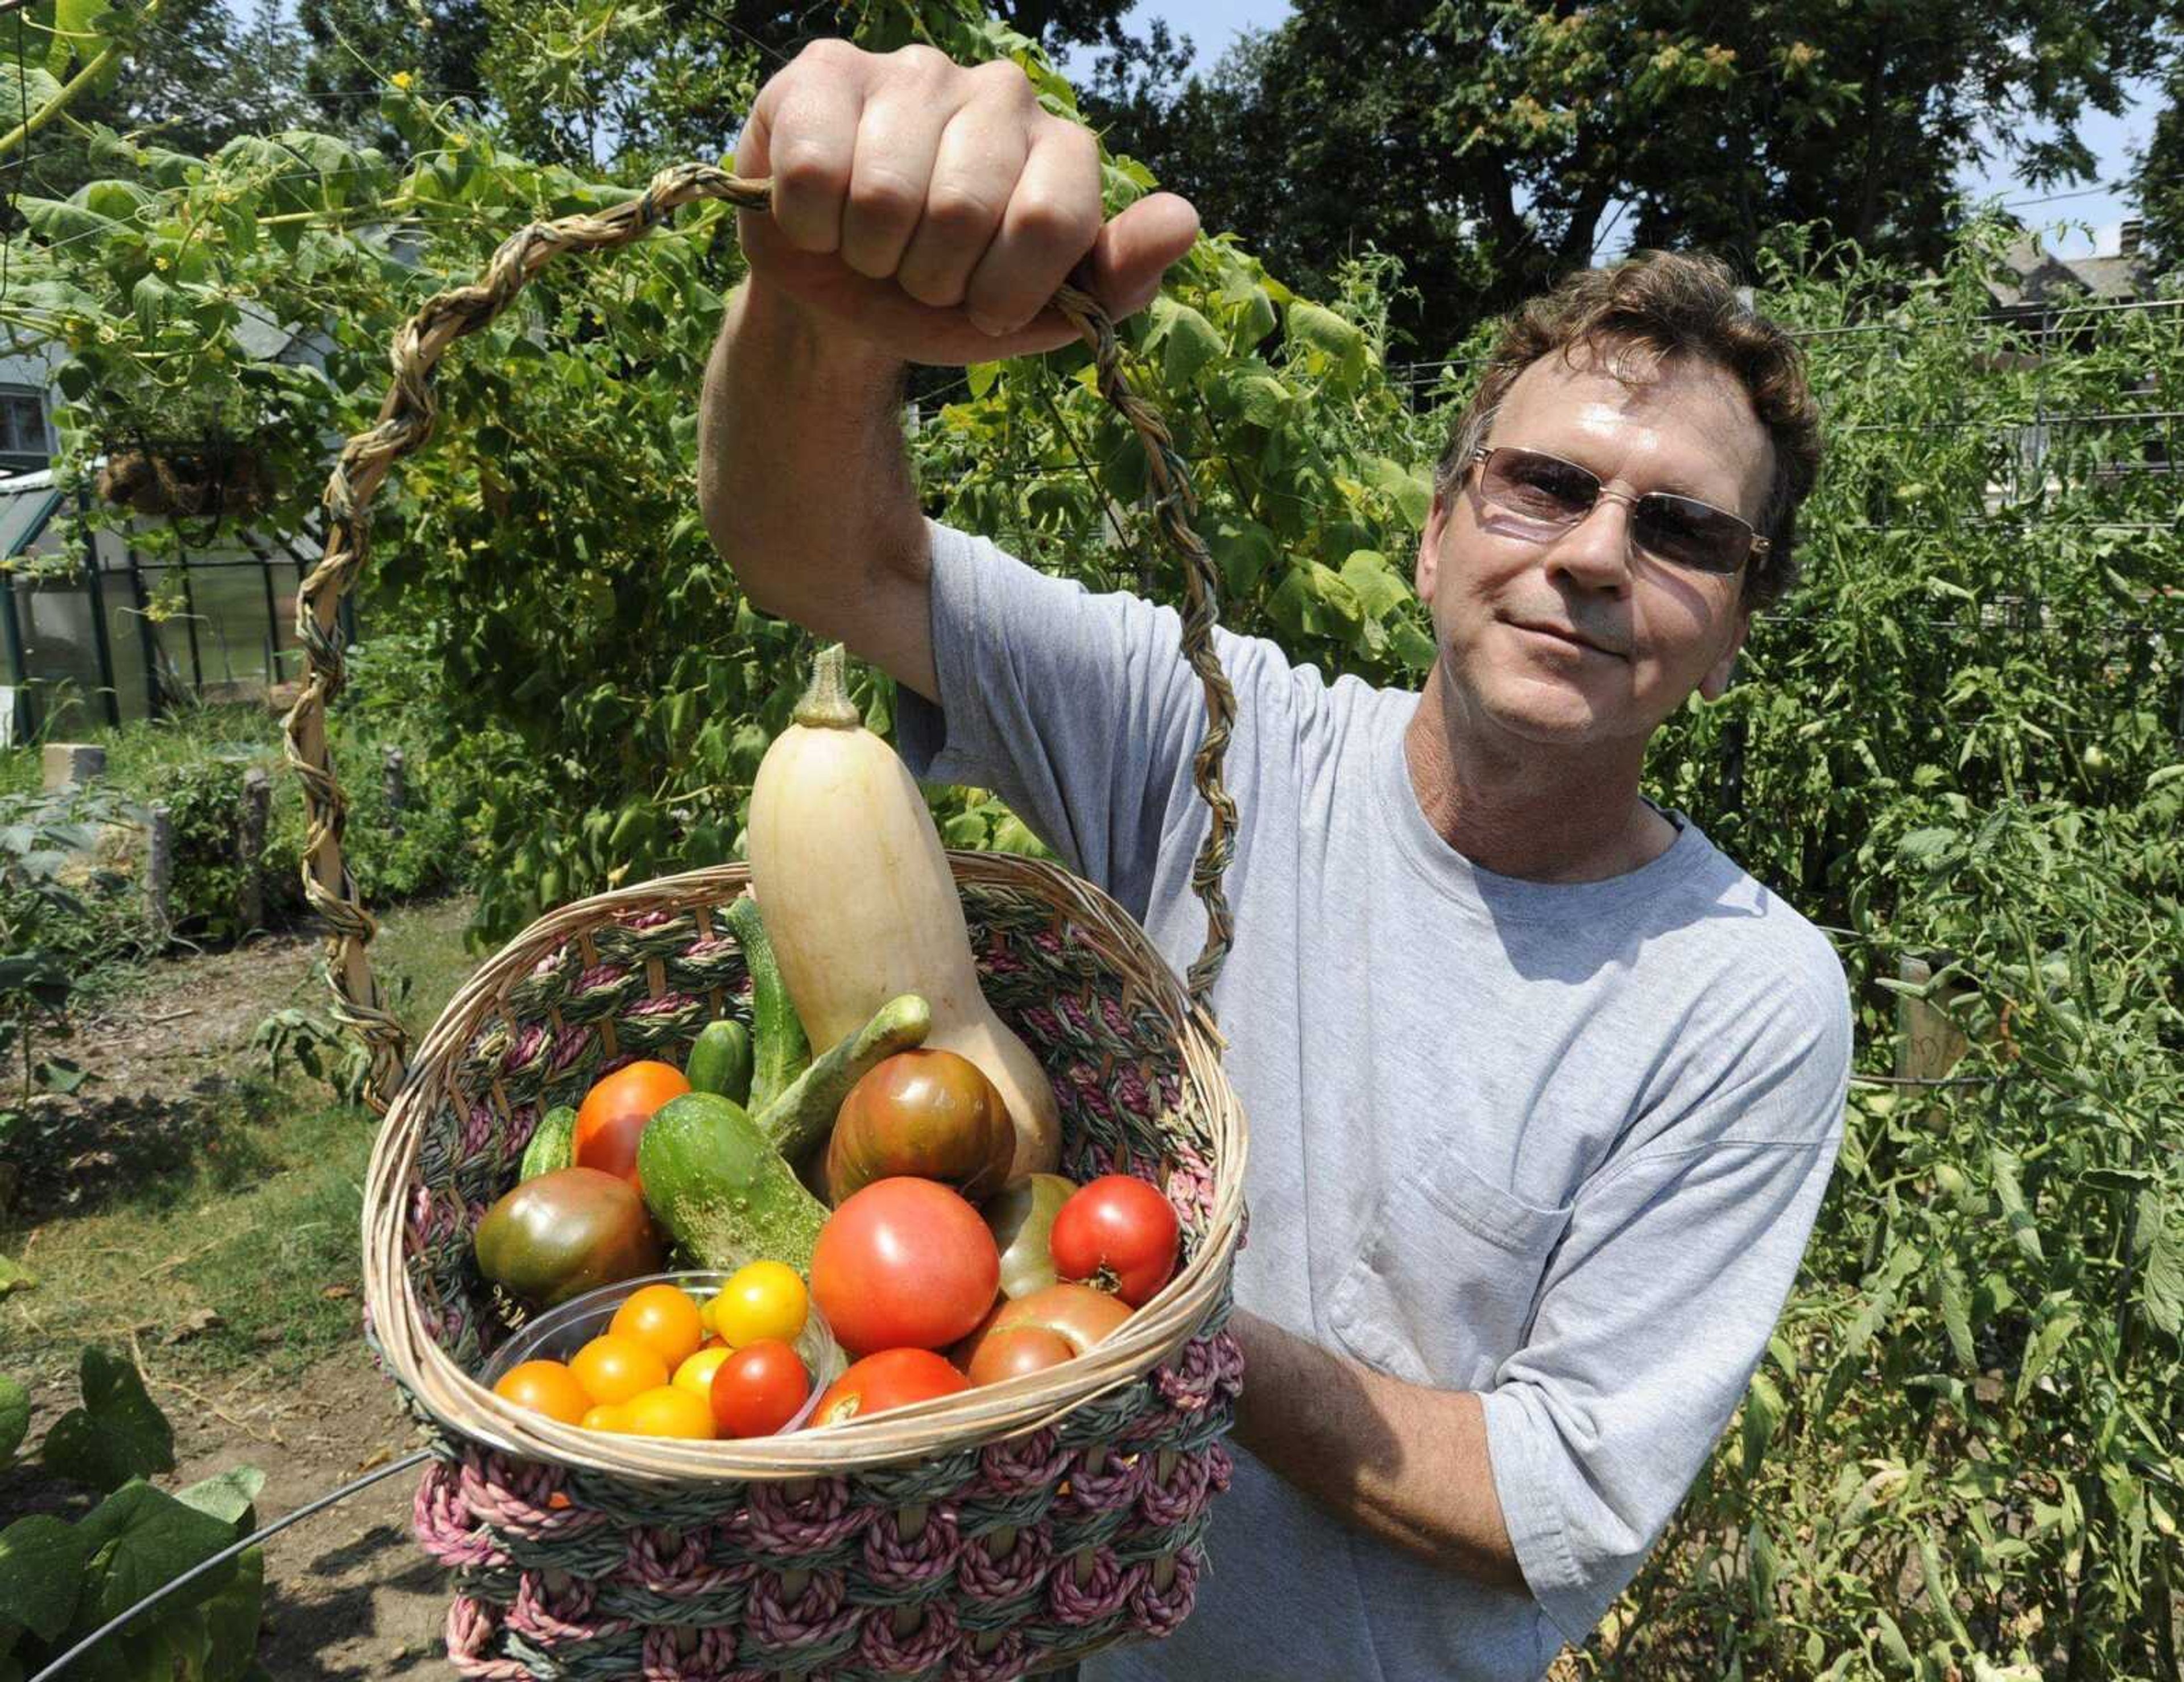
[1208,519,1278,597]
[132,274,177,338]
[1740,1370,1781,1479]
[1229,371,1293,426]
[71,1481,239,1630]
[42,1349,173,1493]
[16,197,115,244]
[174,1467,264,1531]
[1988,1147,2045,1266]
[1286,299,1365,363]
[198,1544,263,1682]
[1153,297,1224,390]
[2013,1308,2079,1406]
[0,1515,87,1646]
[2143,1214,2183,1337]
[1939,1262,1975,1372]
[1338,550,1413,623]
[0,1256,36,1300]
[1871,1608,1914,1670]
[1897,827,1958,867]
[1746,1517,1778,1613]
[0,1377,25,1463]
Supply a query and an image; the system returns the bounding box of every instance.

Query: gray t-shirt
[896,522,1851,1681]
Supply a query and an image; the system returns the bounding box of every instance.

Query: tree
[1083,0,2184,355]
[2139,57,2184,275]
[3,0,310,204]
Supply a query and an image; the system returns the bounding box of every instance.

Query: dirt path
[163,1341,449,1680]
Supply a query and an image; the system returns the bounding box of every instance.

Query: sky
[1080,1,2164,263]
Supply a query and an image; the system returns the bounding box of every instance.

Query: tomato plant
[1050,1175,1180,1308]
[709,1339,812,1437]
[810,1177,1000,1356]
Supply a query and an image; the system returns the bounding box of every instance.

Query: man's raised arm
[693,40,1198,702]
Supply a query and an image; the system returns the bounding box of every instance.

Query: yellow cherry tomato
[492,1360,590,1425]
[580,1402,628,1432]
[673,1345,734,1398]
[569,1333,669,1406]
[709,1261,809,1348]
[610,1283,706,1370]
[621,1384,715,1440]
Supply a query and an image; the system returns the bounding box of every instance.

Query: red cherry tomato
[809,1348,969,1428]
[574,1060,689,1192]
[1049,1175,1180,1307]
[810,1178,1000,1356]
[708,1339,810,1438]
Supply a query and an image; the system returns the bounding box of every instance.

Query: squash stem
[795,644,862,730]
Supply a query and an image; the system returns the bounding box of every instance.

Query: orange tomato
[492,1360,591,1424]
[610,1283,706,1369]
[569,1333,669,1406]
[580,1403,627,1432]
[622,1385,715,1440]
[574,1060,690,1192]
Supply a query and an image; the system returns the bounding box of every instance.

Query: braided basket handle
[284,161,1239,1113]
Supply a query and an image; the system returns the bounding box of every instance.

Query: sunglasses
[1466,445,1768,577]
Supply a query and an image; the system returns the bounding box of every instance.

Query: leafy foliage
[0,1349,265,1682]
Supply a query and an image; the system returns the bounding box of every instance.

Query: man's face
[1413,345,1771,752]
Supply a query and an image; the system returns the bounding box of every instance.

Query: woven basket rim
[362,852,1248,1482]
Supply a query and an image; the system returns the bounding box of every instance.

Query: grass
[4,1077,375,1383]
[2,893,482,1389]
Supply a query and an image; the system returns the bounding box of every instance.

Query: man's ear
[1415,487,1454,602]
[1699,605,1751,702]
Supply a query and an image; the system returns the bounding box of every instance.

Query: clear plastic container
[480,1269,848,1435]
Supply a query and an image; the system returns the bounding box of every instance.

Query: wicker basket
[294,164,1253,1680]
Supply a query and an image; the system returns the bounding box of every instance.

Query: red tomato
[574,1060,689,1192]
[810,1178,1000,1356]
[1049,1175,1180,1308]
[708,1339,811,1438]
[809,1348,969,1428]
[824,1049,1017,1207]
[955,1282,1133,1386]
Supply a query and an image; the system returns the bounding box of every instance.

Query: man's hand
[733,40,1200,366]
[1229,1308,1530,1596]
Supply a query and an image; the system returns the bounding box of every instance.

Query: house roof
[1987,237,2151,308]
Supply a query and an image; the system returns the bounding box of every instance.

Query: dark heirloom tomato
[1049,1175,1181,1308]
[472,1167,664,1307]
[809,1348,969,1427]
[823,1049,1016,1206]
[809,1177,1000,1356]
[955,1282,1132,1387]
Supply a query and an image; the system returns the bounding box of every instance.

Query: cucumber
[518,1104,577,1180]
[726,894,809,1110]
[686,1018,754,1104]
[754,993,932,1161]
[636,1090,828,1273]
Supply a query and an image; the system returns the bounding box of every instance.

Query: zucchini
[686,1018,754,1104]
[636,1090,828,1273]
[518,1104,577,1180]
[726,893,809,1110]
[754,993,932,1161]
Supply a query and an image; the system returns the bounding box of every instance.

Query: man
[698,40,1852,1682]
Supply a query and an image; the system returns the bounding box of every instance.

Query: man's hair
[1434,251,1823,611]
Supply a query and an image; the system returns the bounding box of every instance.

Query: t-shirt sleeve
[895,519,1219,921]
[1476,967,1852,1643]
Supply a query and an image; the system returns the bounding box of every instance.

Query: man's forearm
[1228,1308,1529,1595]
[696,279,931,677]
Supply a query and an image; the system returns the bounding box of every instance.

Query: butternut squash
[746,646,1061,1177]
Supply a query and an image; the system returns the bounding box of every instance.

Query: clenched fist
[734,40,1199,366]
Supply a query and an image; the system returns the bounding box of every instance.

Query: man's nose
[1545,490,1639,590]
